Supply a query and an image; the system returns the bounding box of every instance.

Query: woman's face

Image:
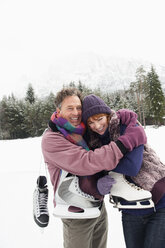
[88,115,108,135]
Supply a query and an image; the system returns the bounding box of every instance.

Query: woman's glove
[117,109,138,126]
[97,175,116,195]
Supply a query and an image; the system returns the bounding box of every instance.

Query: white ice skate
[109,172,155,209]
[53,170,101,219]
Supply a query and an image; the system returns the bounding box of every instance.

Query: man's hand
[118,124,147,151]
[117,109,138,126]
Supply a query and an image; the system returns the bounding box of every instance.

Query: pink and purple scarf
[51,112,89,151]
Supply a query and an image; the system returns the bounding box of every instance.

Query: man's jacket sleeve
[112,144,144,176]
[42,130,124,176]
[112,123,144,176]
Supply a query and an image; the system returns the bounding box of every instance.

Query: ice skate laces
[124,177,143,191]
[35,189,48,217]
[74,176,95,200]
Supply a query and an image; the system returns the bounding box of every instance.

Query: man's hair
[55,87,83,108]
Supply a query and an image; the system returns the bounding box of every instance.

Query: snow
[0,126,165,248]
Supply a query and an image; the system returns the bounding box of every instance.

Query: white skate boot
[53,170,101,219]
[109,172,154,209]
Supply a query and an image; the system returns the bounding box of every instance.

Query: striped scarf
[50,112,89,151]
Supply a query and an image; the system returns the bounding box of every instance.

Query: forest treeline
[0,65,165,140]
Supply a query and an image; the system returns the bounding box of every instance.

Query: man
[41,87,146,248]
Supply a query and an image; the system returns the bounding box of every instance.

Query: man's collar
[48,120,58,132]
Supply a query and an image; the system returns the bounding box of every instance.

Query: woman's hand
[97,175,116,195]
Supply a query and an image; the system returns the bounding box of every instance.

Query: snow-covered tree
[129,66,147,126]
[146,66,165,125]
[25,84,35,104]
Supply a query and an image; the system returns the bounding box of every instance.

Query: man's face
[57,95,82,127]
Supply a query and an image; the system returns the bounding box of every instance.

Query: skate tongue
[37,176,47,188]
[68,206,84,213]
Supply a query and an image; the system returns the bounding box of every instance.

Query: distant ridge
[1,52,165,100]
[36,52,165,96]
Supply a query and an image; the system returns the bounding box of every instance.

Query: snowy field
[0,126,165,248]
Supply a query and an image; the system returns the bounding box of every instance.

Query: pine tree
[124,89,138,112]
[129,66,147,126]
[40,92,56,132]
[0,95,28,139]
[112,91,125,110]
[146,66,165,125]
[0,96,10,139]
[78,81,83,92]
[25,84,35,104]
[76,81,93,98]
[23,99,43,137]
[69,81,76,88]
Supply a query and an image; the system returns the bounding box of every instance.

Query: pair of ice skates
[53,170,154,219]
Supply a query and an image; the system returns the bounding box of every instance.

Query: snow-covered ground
[0,126,164,248]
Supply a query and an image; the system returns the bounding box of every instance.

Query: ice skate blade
[53,204,101,219]
[110,197,155,209]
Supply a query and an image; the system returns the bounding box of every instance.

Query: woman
[82,94,165,248]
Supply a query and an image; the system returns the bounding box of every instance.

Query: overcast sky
[0,0,165,99]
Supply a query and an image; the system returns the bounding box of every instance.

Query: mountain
[2,53,164,100]
[36,52,165,97]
